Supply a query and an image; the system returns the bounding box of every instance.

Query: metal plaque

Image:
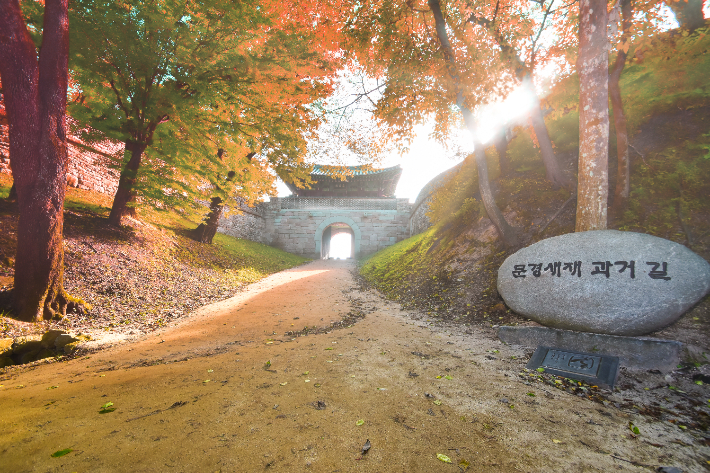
[526,346,619,388]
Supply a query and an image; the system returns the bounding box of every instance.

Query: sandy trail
[0,260,706,472]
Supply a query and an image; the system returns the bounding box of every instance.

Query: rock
[66,174,79,187]
[498,326,683,372]
[54,334,80,350]
[62,341,82,354]
[41,330,67,349]
[0,338,13,354]
[0,356,14,368]
[497,230,710,336]
[20,349,42,364]
[13,340,43,355]
[37,349,56,360]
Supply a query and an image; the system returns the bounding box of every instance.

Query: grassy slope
[360,29,710,329]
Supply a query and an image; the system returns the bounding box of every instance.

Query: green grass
[212,233,309,278]
[0,174,11,199]
[360,226,439,298]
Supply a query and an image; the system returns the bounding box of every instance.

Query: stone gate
[219,165,412,258]
[217,163,456,259]
[262,196,411,258]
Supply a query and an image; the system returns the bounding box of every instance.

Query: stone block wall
[261,197,412,258]
[0,123,121,196]
[218,196,413,258]
[217,198,267,243]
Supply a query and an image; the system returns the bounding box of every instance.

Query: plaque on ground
[526,346,619,388]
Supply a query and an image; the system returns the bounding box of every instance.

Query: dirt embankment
[1,260,708,472]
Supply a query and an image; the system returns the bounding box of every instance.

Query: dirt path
[0,260,707,472]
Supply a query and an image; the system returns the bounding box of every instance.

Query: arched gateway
[219,165,413,259]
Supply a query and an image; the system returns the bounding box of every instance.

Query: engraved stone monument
[497,230,710,336]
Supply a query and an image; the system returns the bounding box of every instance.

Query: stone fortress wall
[217,197,268,244]
[219,196,413,258]
[408,160,466,236]
[0,123,121,196]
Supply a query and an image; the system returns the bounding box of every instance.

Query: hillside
[0,171,308,350]
[360,28,710,353]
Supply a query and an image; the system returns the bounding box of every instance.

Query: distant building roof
[286,164,402,198]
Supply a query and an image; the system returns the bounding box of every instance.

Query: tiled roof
[310,164,401,177]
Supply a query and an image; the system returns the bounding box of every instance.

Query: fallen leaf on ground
[356,419,365,426]
[99,402,115,414]
[51,448,73,458]
[437,453,452,463]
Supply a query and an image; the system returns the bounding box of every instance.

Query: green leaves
[51,448,73,458]
[628,421,640,435]
[99,402,115,414]
[67,0,342,216]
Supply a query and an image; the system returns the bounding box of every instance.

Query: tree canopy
[62,0,345,222]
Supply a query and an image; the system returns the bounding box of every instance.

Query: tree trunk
[466,15,571,189]
[7,181,17,201]
[494,129,512,177]
[462,108,519,246]
[576,0,609,232]
[192,197,224,244]
[610,0,632,217]
[524,76,572,189]
[667,0,706,32]
[0,0,71,321]
[108,140,147,226]
[429,0,518,246]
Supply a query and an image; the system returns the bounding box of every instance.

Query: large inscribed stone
[497,231,710,335]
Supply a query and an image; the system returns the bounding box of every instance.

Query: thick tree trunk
[524,76,572,189]
[610,0,632,217]
[667,0,706,32]
[576,0,609,232]
[494,129,512,177]
[192,197,224,244]
[108,140,147,226]
[0,0,71,321]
